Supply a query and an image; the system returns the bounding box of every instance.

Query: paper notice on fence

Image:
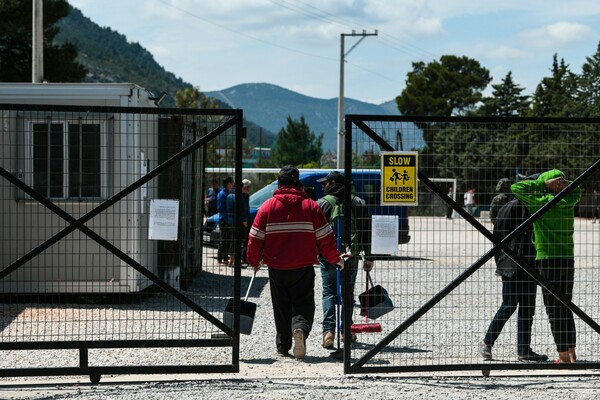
[148,199,179,241]
[371,215,399,255]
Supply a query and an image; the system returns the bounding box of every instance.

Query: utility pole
[336,29,377,168]
[32,0,44,83]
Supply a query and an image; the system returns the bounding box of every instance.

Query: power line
[155,0,336,62]
[270,0,438,61]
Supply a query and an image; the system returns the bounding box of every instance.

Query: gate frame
[342,114,600,375]
[0,104,245,383]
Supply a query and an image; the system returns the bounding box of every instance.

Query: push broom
[351,268,382,334]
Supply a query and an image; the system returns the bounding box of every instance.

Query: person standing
[241,178,252,265]
[511,169,581,363]
[316,171,374,349]
[217,176,234,266]
[205,178,219,216]
[446,186,454,219]
[480,194,547,362]
[593,189,600,223]
[464,188,476,216]
[246,166,342,361]
[489,178,512,225]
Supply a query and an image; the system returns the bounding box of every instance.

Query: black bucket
[223,270,257,335]
[223,298,256,335]
[359,274,394,320]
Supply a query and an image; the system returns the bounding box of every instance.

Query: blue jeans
[320,256,358,335]
[538,259,575,353]
[483,268,537,355]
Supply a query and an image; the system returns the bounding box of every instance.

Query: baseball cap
[316,171,344,184]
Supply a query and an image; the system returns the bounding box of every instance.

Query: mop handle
[244,269,257,302]
[365,270,370,321]
[368,273,375,288]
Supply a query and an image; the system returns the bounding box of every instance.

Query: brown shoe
[322,331,335,349]
[293,329,306,360]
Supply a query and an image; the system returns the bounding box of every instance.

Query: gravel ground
[1,217,599,399]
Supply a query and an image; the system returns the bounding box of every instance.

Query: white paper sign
[371,215,399,255]
[148,199,179,241]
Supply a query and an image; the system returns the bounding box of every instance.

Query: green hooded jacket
[511,169,581,260]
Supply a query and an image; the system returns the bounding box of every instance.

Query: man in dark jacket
[247,166,342,360]
[316,171,374,349]
[490,178,511,225]
[480,192,548,362]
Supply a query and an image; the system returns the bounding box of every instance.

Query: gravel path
[1,217,599,399]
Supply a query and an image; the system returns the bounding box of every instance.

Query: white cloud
[519,22,593,48]
[484,45,527,60]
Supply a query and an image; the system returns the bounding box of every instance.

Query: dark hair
[222,176,233,187]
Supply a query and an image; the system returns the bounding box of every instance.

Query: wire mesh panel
[344,115,600,374]
[0,103,244,381]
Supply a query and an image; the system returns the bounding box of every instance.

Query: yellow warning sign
[381,151,418,206]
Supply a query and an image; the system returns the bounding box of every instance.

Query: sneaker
[518,350,549,362]
[479,341,492,360]
[322,331,335,349]
[292,329,306,360]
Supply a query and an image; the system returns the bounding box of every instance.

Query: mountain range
[205,83,405,151]
[55,5,423,151]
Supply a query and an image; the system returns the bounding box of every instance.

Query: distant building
[244,147,271,167]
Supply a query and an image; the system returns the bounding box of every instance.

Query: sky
[67,0,600,105]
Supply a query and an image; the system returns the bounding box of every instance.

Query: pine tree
[0,0,86,82]
[270,116,323,167]
[476,71,530,116]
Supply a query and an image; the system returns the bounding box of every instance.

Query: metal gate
[342,115,600,375]
[0,103,245,382]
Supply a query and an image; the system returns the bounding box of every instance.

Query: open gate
[0,103,246,382]
[342,115,600,375]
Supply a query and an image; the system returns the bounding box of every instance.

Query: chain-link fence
[344,115,600,375]
[0,103,245,382]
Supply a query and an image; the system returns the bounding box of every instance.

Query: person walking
[480,190,548,362]
[246,166,342,360]
[316,171,374,349]
[511,169,581,363]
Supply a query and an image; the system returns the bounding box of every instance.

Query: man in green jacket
[511,169,581,363]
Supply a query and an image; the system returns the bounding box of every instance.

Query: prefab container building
[0,83,160,294]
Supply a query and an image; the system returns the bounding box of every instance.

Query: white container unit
[0,83,160,293]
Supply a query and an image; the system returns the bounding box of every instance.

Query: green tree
[175,87,218,109]
[578,41,600,117]
[530,54,580,117]
[475,71,530,116]
[0,0,86,82]
[271,115,323,167]
[396,55,491,119]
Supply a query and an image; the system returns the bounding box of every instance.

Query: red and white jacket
[247,186,341,270]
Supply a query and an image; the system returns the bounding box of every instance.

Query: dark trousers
[217,223,232,262]
[268,266,315,353]
[538,259,576,353]
[446,206,453,219]
[483,268,537,355]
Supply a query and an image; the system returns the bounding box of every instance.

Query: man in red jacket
[247,165,342,360]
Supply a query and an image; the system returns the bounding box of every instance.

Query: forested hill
[54,7,188,108]
[54,6,276,146]
[53,6,426,151]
